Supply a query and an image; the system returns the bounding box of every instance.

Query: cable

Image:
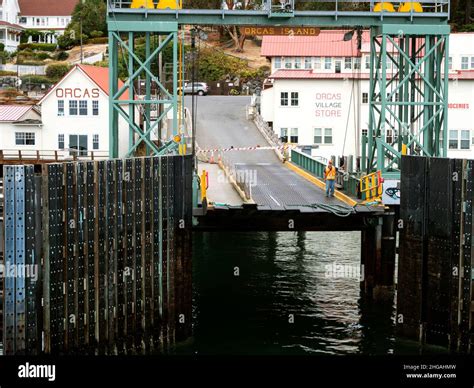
[289,203,357,217]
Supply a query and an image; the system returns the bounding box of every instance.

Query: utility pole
[80,0,85,64]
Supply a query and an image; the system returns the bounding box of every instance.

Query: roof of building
[261,30,370,57]
[0,105,38,122]
[0,20,24,30]
[268,69,371,80]
[268,69,474,81]
[18,0,79,16]
[39,64,129,104]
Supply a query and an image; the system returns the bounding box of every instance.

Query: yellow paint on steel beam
[285,162,358,207]
[401,143,407,155]
[200,170,207,202]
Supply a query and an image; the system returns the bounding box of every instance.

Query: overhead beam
[108,10,448,28]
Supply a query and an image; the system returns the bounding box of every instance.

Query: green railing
[291,149,326,179]
[290,149,362,199]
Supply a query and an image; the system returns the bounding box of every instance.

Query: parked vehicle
[178,82,209,96]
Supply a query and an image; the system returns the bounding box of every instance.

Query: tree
[222,0,257,52]
[63,0,107,44]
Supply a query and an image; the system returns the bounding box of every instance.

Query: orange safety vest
[325,166,336,180]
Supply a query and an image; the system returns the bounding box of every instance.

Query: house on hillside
[0,0,23,52]
[17,0,79,44]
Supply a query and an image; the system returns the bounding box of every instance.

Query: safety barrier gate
[1,155,193,355]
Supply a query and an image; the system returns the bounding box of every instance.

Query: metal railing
[0,149,110,162]
[108,0,450,17]
[291,149,362,198]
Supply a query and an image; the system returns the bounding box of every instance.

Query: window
[362,128,368,137]
[79,100,87,115]
[290,92,298,106]
[19,17,27,24]
[324,128,333,144]
[449,130,458,149]
[353,57,361,70]
[280,92,289,106]
[93,134,99,150]
[294,57,301,69]
[324,57,332,70]
[365,56,370,69]
[69,100,78,115]
[304,57,312,69]
[290,128,298,143]
[92,100,99,116]
[15,132,35,145]
[335,60,341,73]
[284,57,292,69]
[344,57,352,69]
[275,57,282,69]
[448,56,452,70]
[461,56,469,70]
[58,100,64,116]
[69,134,88,156]
[314,57,321,70]
[280,128,288,143]
[449,130,470,150]
[362,92,369,104]
[461,130,470,149]
[386,129,393,144]
[58,134,64,149]
[471,57,474,69]
[314,128,322,144]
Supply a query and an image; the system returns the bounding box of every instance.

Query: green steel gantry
[107,0,451,177]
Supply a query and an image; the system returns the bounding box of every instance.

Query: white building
[0,0,23,52]
[38,64,130,158]
[0,104,42,151]
[260,31,474,162]
[17,0,78,44]
[0,65,130,159]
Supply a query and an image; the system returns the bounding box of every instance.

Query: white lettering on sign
[56,87,100,99]
[315,92,342,118]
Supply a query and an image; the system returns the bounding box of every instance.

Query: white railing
[0,149,109,162]
[0,64,46,76]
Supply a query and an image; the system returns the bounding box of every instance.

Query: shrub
[17,60,45,66]
[46,63,71,80]
[18,43,56,52]
[36,52,52,60]
[57,34,76,50]
[0,43,4,52]
[20,75,52,85]
[55,51,69,61]
[0,70,17,76]
[89,30,103,38]
[87,37,108,44]
[93,60,108,68]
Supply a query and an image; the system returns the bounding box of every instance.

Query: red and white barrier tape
[196,145,295,153]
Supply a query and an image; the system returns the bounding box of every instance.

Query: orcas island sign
[242,26,320,36]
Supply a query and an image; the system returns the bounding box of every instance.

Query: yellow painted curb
[285,162,358,207]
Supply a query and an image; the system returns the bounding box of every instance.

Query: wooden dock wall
[1,155,193,355]
[398,156,473,353]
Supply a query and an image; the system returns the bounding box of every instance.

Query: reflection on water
[188,231,435,355]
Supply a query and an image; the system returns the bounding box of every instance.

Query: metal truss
[363,24,450,178]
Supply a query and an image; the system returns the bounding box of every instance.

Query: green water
[188,231,446,355]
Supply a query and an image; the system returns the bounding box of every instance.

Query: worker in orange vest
[324,160,336,197]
